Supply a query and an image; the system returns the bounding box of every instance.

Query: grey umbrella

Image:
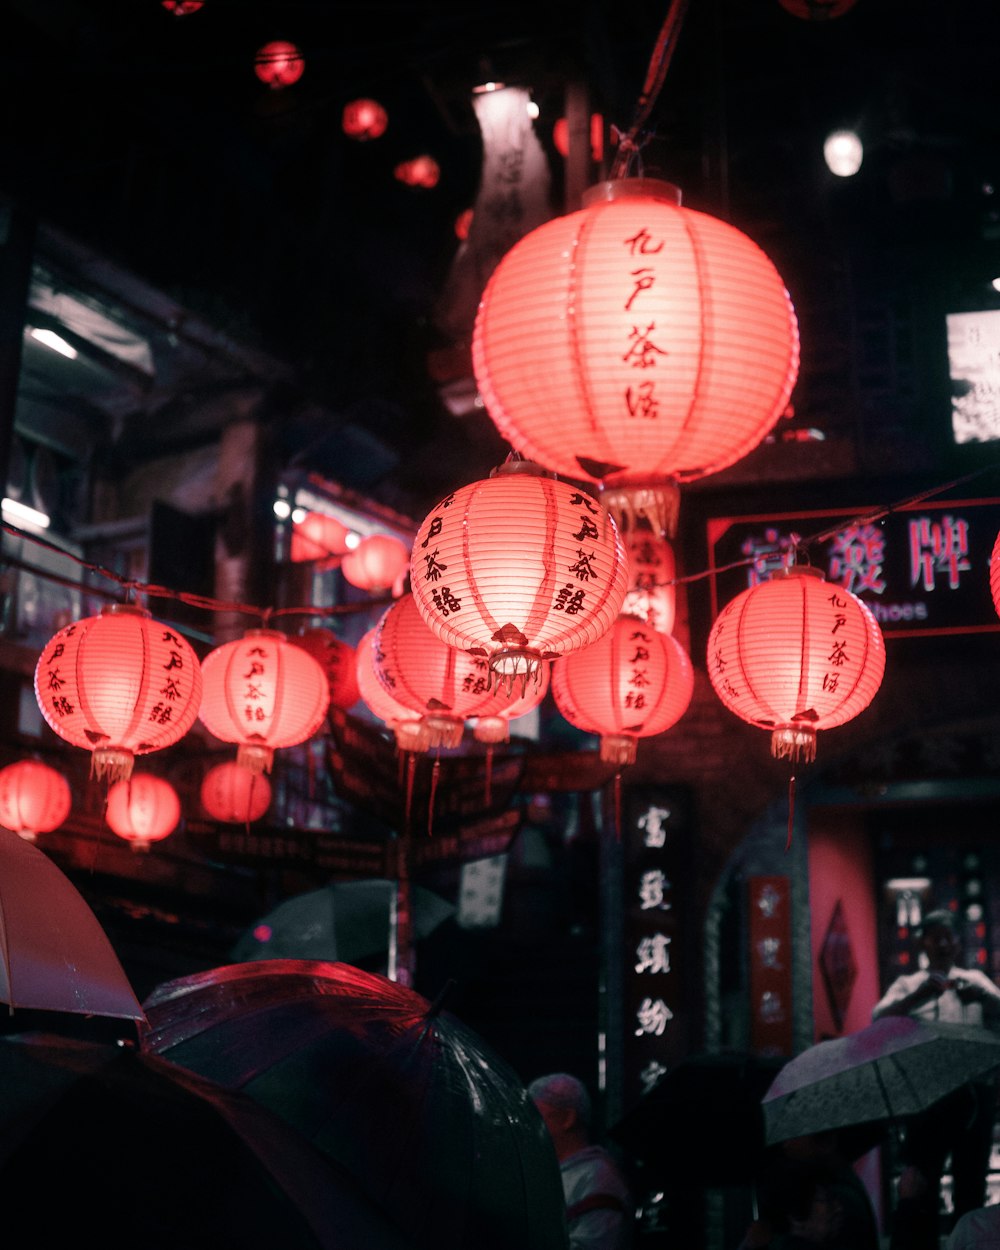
[762,1016,1000,1146]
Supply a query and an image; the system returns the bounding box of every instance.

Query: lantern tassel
[404,752,416,836]
[484,744,493,807]
[428,755,440,837]
[91,747,134,786]
[786,773,796,852]
[613,771,622,842]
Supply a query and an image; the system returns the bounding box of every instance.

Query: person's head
[528,1073,591,1160]
[919,909,961,971]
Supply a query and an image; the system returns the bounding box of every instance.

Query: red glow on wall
[254,41,305,90]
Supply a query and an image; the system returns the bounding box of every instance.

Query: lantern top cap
[582,178,682,208]
[243,628,287,641]
[101,603,151,619]
[489,457,554,480]
[768,564,825,582]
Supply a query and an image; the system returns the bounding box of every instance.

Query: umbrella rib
[879,1053,922,1120]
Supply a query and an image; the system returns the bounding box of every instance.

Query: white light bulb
[824,129,863,177]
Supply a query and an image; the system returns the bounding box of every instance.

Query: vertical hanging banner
[748,875,794,1056]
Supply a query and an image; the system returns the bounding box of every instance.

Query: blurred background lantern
[472,179,799,537]
[341,533,409,595]
[552,113,604,161]
[552,617,694,765]
[289,511,353,563]
[291,627,359,711]
[199,630,330,773]
[394,155,440,189]
[161,0,203,13]
[354,627,427,752]
[454,208,474,241]
[33,605,203,783]
[409,459,629,688]
[105,774,181,852]
[621,530,677,636]
[707,566,886,762]
[342,97,388,141]
[777,0,858,18]
[0,759,71,842]
[989,531,1000,620]
[200,760,272,824]
[254,41,305,90]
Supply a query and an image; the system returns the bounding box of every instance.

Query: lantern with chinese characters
[291,627,359,710]
[290,511,353,563]
[34,605,203,783]
[621,530,676,636]
[0,759,71,841]
[707,566,886,762]
[410,459,629,689]
[342,98,388,141]
[472,179,799,535]
[200,761,272,824]
[552,617,693,765]
[106,774,180,852]
[355,627,426,751]
[254,41,305,89]
[341,533,409,595]
[373,596,500,750]
[473,663,551,745]
[198,630,330,773]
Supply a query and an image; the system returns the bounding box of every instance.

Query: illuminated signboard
[948,310,1000,446]
[707,497,1000,639]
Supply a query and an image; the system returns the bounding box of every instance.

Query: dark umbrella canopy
[141,959,568,1250]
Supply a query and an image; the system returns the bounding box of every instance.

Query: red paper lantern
[778,0,857,18]
[621,531,677,636]
[472,179,799,534]
[291,627,359,710]
[341,533,409,594]
[410,459,629,688]
[473,663,551,745]
[373,596,501,749]
[200,761,271,824]
[989,531,1000,619]
[0,759,71,841]
[199,629,330,773]
[254,41,305,90]
[290,511,352,563]
[552,113,605,161]
[106,774,180,852]
[707,566,886,762]
[394,155,440,189]
[342,98,388,141]
[33,605,203,782]
[552,617,693,765]
[355,627,426,750]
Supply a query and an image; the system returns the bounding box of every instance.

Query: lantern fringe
[421,714,463,751]
[770,726,816,765]
[600,481,680,541]
[599,734,638,767]
[91,747,135,786]
[489,650,543,697]
[237,743,274,775]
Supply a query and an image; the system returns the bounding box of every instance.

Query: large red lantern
[106,774,180,852]
[342,98,388,141]
[341,533,409,595]
[34,605,203,782]
[199,630,329,773]
[621,530,676,636]
[373,596,500,750]
[707,566,885,762]
[290,511,352,563]
[472,179,799,534]
[200,761,271,824]
[254,41,305,90]
[0,759,71,841]
[552,617,693,765]
[410,459,629,688]
[291,627,359,710]
[354,627,426,751]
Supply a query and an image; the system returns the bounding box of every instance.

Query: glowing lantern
[373,596,500,749]
[473,663,550,745]
[989,532,1000,620]
[778,0,857,18]
[410,459,629,688]
[707,566,885,762]
[162,0,204,13]
[341,533,409,595]
[552,113,605,161]
[34,605,203,783]
[290,511,352,563]
[342,98,388,141]
[621,531,676,635]
[254,41,305,90]
[394,155,440,189]
[106,774,180,852]
[200,761,271,824]
[355,627,425,751]
[552,618,693,765]
[199,630,329,773]
[0,759,71,841]
[291,627,359,710]
[472,179,799,535]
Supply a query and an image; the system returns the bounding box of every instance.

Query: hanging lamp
[200,760,272,824]
[105,774,181,852]
[341,533,410,595]
[621,528,677,635]
[0,759,72,841]
[355,627,427,752]
[291,627,360,711]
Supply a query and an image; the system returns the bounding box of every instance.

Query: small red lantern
[106,774,180,852]
[199,629,330,773]
[472,179,799,535]
[200,761,271,824]
[552,113,605,161]
[0,759,71,841]
[342,98,388,141]
[290,511,352,563]
[778,0,857,18]
[291,627,359,710]
[707,566,885,762]
[254,41,305,90]
[341,533,409,595]
[394,155,440,189]
[621,531,677,636]
[410,459,629,688]
[552,618,693,765]
[34,605,203,782]
[355,627,425,750]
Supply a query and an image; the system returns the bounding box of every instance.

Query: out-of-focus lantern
[355,627,426,751]
[778,0,857,18]
[0,759,71,841]
[342,98,388,141]
[199,630,329,773]
[552,113,605,161]
[621,531,676,635]
[105,774,181,852]
[552,617,693,765]
[373,596,500,750]
[254,41,305,90]
[454,208,474,241]
[988,532,1000,619]
[161,0,204,13]
[34,605,203,783]
[410,459,629,689]
[472,179,799,536]
[707,566,885,762]
[341,533,409,595]
[394,155,440,189]
[290,512,352,563]
[200,761,272,824]
[291,627,359,710]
